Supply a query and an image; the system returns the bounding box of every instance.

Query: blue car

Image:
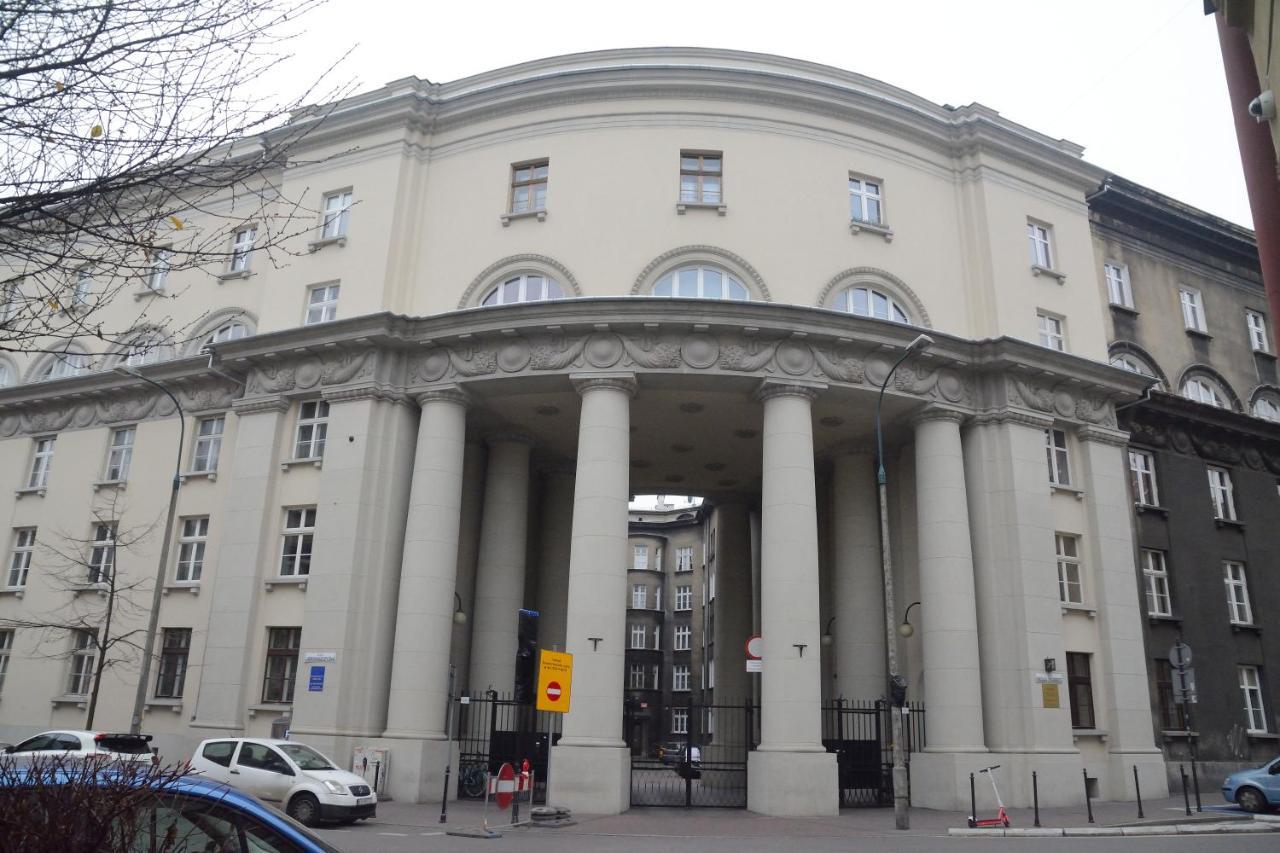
[1222,755,1280,813]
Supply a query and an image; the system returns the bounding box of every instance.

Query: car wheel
[287,792,321,826]
[1237,787,1267,813]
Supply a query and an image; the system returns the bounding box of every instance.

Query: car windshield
[276,743,335,771]
[97,735,151,755]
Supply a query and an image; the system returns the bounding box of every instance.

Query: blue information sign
[308,665,325,692]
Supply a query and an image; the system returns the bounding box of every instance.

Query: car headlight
[323,780,347,795]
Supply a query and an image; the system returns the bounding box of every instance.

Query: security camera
[1248,90,1276,122]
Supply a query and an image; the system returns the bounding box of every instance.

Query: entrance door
[627,698,756,808]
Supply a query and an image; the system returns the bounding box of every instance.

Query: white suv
[190,738,375,826]
[3,730,155,764]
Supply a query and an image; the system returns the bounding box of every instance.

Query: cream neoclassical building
[0,49,1167,815]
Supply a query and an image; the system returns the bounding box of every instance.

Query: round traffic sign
[494,762,515,809]
[745,635,762,660]
[546,681,562,702]
[1169,642,1191,667]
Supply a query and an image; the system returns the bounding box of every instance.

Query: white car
[190,737,376,826]
[2,730,155,764]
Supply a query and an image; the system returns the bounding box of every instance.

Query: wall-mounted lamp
[1044,657,1056,674]
[453,592,467,626]
[898,601,921,638]
[821,616,835,647]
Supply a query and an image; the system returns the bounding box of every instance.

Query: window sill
[133,288,166,301]
[1135,503,1168,516]
[92,479,127,491]
[1031,265,1067,283]
[14,487,46,499]
[849,219,895,242]
[500,210,547,226]
[0,587,25,599]
[1247,731,1279,740]
[71,583,110,597]
[307,236,347,252]
[247,703,292,718]
[1146,613,1181,625]
[1050,484,1086,500]
[676,202,727,216]
[51,696,88,708]
[265,576,308,592]
[1252,349,1276,361]
[1060,603,1097,618]
[1109,303,1139,317]
[1215,517,1245,530]
[143,698,183,714]
[1185,328,1212,340]
[162,583,200,596]
[280,457,323,472]
[217,269,252,283]
[179,470,217,484]
[1071,729,1109,742]
[1162,730,1198,739]
[1231,622,1262,634]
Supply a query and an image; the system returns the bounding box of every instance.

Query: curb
[948,820,1278,838]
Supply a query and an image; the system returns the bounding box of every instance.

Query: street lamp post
[116,367,185,736]
[873,333,932,831]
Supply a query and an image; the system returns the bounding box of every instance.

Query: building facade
[0,49,1176,816]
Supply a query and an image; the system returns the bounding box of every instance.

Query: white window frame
[675,585,692,611]
[848,175,883,225]
[673,664,690,692]
[651,265,749,301]
[1254,395,1280,423]
[629,623,646,650]
[147,248,172,292]
[674,624,691,651]
[175,517,209,583]
[1128,449,1159,506]
[1141,549,1172,618]
[676,546,693,572]
[321,190,353,240]
[7,528,35,589]
[1027,221,1053,269]
[0,628,12,693]
[1240,665,1268,733]
[632,544,648,570]
[104,426,135,482]
[87,522,115,584]
[72,268,92,308]
[1225,561,1253,625]
[1247,310,1269,353]
[293,401,329,460]
[671,708,688,735]
[27,436,54,489]
[305,283,340,325]
[191,415,224,473]
[631,584,646,609]
[280,507,316,577]
[229,226,256,273]
[1208,466,1237,521]
[201,321,248,352]
[1182,376,1226,408]
[479,274,564,307]
[1104,263,1133,308]
[1045,428,1071,487]
[1179,287,1206,332]
[1055,533,1082,605]
[68,630,96,695]
[628,663,646,690]
[841,286,909,323]
[1038,312,1066,351]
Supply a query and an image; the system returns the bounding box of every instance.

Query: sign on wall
[535,649,573,713]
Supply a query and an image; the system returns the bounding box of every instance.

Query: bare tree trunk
[85,574,117,729]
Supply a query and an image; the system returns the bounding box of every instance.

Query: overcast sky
[271,0,1251,227]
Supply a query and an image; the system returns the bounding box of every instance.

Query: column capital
[754,378,826,403]
[415,384,473,409]
[232,395,290,415]
[968,410,1055,430]
[485,427,537,448]
[1076,425,1131,448]
[910,406,966,427]
[570,372,638,398]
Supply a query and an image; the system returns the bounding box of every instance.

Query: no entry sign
[535,649,573,713]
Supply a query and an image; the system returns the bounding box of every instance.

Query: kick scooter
[967,764,1010,828]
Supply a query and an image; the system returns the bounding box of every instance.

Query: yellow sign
[1042,683,1060,709]
[535,650,573,713]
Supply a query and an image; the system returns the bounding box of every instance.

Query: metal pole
[1083,768,1094,824]
[969,772,976,826]
[1180,764,1191,816]
[125,371,185,735]
[1133,765,1144,819]
[440,664,456,823]
[1032,770,1040,828]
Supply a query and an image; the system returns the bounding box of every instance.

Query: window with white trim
[480,274,564,307]
[1254,395,1280,423]
[1179,287,1206,332]
[676,546,693,572]
[674,624,691,651]
[280,508,316,577]
[27,437,54,489]
[651,665,660,690]
[1141,549,1171,617]
[651,265,748,300]
[1056,533,1082,604]
[201,320,248,352]
[88,522,115,584]
[304,283,339,325]
[675,585,692,611]
[40,350,89,380]
[840,286,908,323]
[671,708,688,734]
[848,176,883,225]
[176,517,209,582]
[1182,376,1227,408]
[1208,466,1237,521]
[633,544,648,570]
[1110,353,1157,382]
[68,630,95,695]
[1247,310,1269,353]
[104,426,135,482]
[1045,428,1071,487]
[628,663,646,689]
[123,334,166,367]
[1240,665,1268,733]
[321,191,352,240]
[293,401,328,460]
[631,584,646,609]
[673,664,690,691]
[72,268,92,308]
[629,623,646,650]
[653,625,660,650]
[0,629,11,693]
[1128,449,1159,506]
[1104,263,1133,308]
[146,248,171,292]
[229,227,256,273]
[1225,561,1253,625]
[509,161,548,213]
[191,416,224,473]
[679,151,722,204]
[1027,221,1053,268]
[7,528,35,589]
[1038,312,1065,351]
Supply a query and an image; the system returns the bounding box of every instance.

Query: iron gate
[821,699,926,808]
[454,691,562,804]
[626,698,758,808]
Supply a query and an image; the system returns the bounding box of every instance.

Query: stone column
[831,449,885,701]
[191,397,288,735]
[712,501,752,705]
[548,374,636,814]
[535,465,576,653]
[747,380,838,816]
[379,386,470,802]
[449,440,486,697]
[1077,426,1167,800]
[468,433,534,695]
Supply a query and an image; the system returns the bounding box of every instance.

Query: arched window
[838,286,908,323]
[480,274,564,307]
[651,266,749,300]
[35,349,90,381]
[203,320,248,350]
[119,331,172,367]
[0,361,12,388]
[1182,376,1228,409]
[1109,353,1164,389]
[1253,394,1280,423]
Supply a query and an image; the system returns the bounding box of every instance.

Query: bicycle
[458,762,488,799]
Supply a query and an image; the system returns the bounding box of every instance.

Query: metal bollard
[1180,764,1191,816]
[1190,758,1202,812]
[1032,770,1041,828]
[1133,765,1144,819]
[969,772,976,826]
[1083,768,1094,824]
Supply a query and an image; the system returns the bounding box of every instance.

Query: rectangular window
[72,268,92,308]
[68,630,96,695]
[1240,665,1268,733]
[229,227,256,272]
[262,627,301,703]
[191,416,224,473]
[147,248,172,292]
[509,161,549,214]
[0,629,11,693]
[280,508,316,577]
[1153,659,1187,730]
[632,544,648,570]
[848,175,883,225]
[631,584,646,609]
[293,401,329,460]
[1247,310,1269,353]
[651,664,660,690]
[176,517,209,582]
[321,191,352,240]
[1037,312,1065,351]
[155,628,191,699]
[679,151,722,204]
[629,623,646,650]
[7,528,35,589]
[1141,549,1171,617]
[1225,561,1254,625]
[1045,428,1070,486]
[676,546,693,572]
[28,436,54,489]
[1105,263,1133,308]
[1208,466,1237,520]
[673,664,690,692]
[305,283,340,325]
[104,426,135,482]
[1066,652,1095,729]
[1179,287,1206,332]
[1056,533,1082,604]
[675,585,692,611]
[1027,221,1053,268]
[88,522,115,584]
[671,708,688,735]
[653,625,660,650]
[674,624,691,651]
[628,663,646,689]
[1128,450,1159,506]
